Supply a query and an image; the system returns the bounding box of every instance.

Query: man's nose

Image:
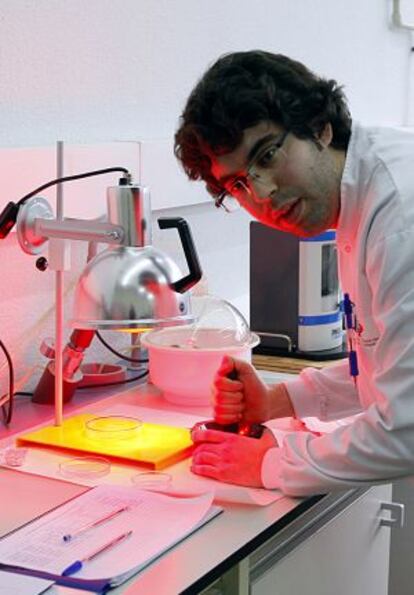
[249,175,277,201]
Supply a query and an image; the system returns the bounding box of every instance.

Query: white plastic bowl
[141,327,260,406]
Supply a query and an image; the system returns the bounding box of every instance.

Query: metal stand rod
[54,141,64,426]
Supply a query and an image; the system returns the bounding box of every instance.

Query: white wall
[0,0,410,146]
[0,0,412,392]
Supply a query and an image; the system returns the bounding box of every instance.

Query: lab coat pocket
[356,314,379,350]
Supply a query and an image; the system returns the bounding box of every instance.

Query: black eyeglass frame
[214,130,290,211]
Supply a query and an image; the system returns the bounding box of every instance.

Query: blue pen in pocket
[342,293,359,385]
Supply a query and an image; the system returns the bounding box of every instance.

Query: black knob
[36,256,49,271]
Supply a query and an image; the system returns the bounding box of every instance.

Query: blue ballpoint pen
[343,293,359,385]
[62,530,133,577]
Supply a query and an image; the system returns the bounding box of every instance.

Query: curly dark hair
[174,50,352,197]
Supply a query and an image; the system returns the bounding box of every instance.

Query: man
[174,50,414,496]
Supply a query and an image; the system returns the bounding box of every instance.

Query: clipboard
[0,484,222,591]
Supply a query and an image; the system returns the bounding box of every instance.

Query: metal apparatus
[16,181,202,404]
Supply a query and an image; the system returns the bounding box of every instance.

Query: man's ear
[318,122,333,148]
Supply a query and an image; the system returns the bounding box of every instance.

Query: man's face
[210,121,345,237]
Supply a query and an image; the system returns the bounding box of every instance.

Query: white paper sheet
[0,485,215,582]
[3,447,284,506]
[6,401,287,506]
[153,459,284,506]
[97,405,285,504]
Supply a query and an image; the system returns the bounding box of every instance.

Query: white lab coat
[262,122,414,496]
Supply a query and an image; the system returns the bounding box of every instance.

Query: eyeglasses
[214,131,289,213]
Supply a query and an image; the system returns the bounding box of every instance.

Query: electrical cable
[77,368,148,390]
[0,166,130,239]
[17,167,130,207]
[8,369,149,400]
[95,330,149,364]
[9,367,148,399]
[0,340,14,425]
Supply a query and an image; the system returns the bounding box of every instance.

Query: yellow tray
[17,413,194,470]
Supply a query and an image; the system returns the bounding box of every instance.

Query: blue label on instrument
[299,230,336,242]
[298,311,342,326]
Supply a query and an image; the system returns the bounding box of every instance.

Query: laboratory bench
[0,365,396,595]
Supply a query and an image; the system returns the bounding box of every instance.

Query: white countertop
[0,374,351,594]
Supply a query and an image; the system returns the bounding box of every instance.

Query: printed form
[0,485,215,583]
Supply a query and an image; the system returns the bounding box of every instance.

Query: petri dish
[131,471,172,491]
[85,416,142,442]
[59,456,111,479]
[2,447,28,467]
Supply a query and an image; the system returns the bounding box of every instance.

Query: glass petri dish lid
[59,456,111,479]
[85,416,142,442]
